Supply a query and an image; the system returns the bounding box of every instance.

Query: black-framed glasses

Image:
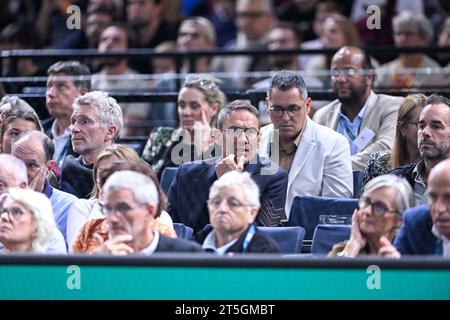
[268,104,303,117]
[358,197,397,216]
[0,207,26,221]
[99,202,146,216]
[207,196,250,211]
[222,127,259,139]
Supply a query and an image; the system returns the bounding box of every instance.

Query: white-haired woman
[0,188,57,253]
[329,174,413,257]
[195,171,281,255]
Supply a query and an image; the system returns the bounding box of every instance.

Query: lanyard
[435,239,443,255]
[242,224,256,252]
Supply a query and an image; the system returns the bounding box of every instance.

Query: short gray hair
[0,95,38,116]
[5,187,56,252]
[179,16,216,44]
[103,170,159,209]
[73,91,124,139]
[362,174,414,216]
[393,11,433,44]
[0,154,27,186]
[268,70,308,100]
[209,171,260,208]
[217,100,260,130]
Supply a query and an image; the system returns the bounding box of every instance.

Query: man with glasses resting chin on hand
[167,100,287,235]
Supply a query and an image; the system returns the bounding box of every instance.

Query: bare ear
[105,125,118,142]
[146,203,157,219]
[305,97,312,114]
[247,207,259,224]
[210,102,220,119]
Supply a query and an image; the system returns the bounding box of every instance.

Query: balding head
[0,154,28,193]
[11,131,55,192]
[332,46,366,67]
[427,159,450,238]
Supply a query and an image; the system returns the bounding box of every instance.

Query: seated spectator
[167,100,288,233]
[390,159,450,257]
[328,174,413,257]
[0,108,42,154]
[391,95,450,205]
[66,144,141,247]
[259,71,352,216]
[12,131,78,240]
[143,77,226,179]
[362,94,427,187]
[72,160,176,253]
[0,188,57,253]
[92,171,203,255]
[376,11,446,89]
[195,171,280,254]
[60,91,124,199]
[437,17,450,67]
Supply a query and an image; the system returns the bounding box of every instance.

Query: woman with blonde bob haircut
[329,174,413,257]
[0,188,56,253]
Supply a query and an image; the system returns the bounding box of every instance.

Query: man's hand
[342,210,367,257]
[93,234,135,255]
[215,154,245,178]
[29,168,47,192]
[193,108,213,154]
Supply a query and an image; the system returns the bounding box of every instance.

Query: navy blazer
[167,155,288,233]
[155,235,204,253]
[41,117,78,159]
[394,205,439,255]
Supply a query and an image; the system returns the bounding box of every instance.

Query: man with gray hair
[43,61,91,169]
[195,171,280,254]
[259,71,353,216]
[0,154,67,254]
[94,170,203,255]
[167,99,287,234]
[60,91,124,199]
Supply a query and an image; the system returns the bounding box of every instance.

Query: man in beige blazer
[313,46,404,171]
[258,71,353,218]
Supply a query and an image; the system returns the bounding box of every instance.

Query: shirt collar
[51,120,72,138]
[202,230,239,255]
[339,99,369,123]
[138,230,160,255]
[413,159,425,181]
[42,179,53,199]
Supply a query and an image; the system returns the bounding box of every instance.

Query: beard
[419,137,450,160]
[335,83,368,105]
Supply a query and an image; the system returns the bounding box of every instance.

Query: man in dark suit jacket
[94,170,203,255]
[167,100,288,234]
[393,158,450,257]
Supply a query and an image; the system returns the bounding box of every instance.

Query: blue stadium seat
[287,196,358,240]
[173,223,194,240]
[353,171,364,198]
[311,224,351,255]
[160,167,178,194]
[259,226,305,254]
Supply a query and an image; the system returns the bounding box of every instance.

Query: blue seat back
[160,167,178,194]
[173,223,194,240]
[311,224,352,254]
[259,226,305,254]
[353,171,364,198]
[287,196,357,239]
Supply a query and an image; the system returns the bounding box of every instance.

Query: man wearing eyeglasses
[93,170,203,255]
[259,71,353,217]
[313,46,403,171]
[167,100,287,234]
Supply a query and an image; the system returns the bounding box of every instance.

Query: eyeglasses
[402,119,419,126]
[0,207,26,221]
[99,202,146,216]
[358,197,397,216]
[330,68,364,78]
[222,127,259,139]
[394,31,420,38]
[268,104,303,117]
[207,197,250,211]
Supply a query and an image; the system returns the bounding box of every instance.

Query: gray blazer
[313,91,403,170]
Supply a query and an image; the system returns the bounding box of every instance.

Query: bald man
[391,159,450,257]
[313,46,404,170]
